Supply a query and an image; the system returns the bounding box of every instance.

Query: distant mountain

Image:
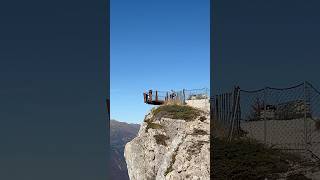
[110,120,140,180]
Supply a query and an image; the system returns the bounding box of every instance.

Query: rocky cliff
[124,101,210,180]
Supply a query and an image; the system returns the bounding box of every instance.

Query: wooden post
[149,90,152,102]
[155,91,158,101]
[143,93,147,103]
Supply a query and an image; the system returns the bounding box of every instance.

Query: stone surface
[124,100,210,180]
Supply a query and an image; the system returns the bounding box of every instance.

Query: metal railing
[213,81,320,160]
[144,88,209,105]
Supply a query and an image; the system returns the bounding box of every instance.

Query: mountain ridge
[110,119,140,180]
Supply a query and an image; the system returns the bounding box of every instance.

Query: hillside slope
[110,120,139,180]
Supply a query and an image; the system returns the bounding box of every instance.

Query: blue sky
[111,0,210,123]
[213,0,320,94]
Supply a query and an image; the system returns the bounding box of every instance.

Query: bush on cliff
[151,104,202,122]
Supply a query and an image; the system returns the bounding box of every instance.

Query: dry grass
[165,146,179,176]
[192,129,208,135]
[151,104,202,122]
[212,137,306,180]
[212,121,230,138]
[163,99,185,106]
[187,141,207,155]
[144,116,163,132]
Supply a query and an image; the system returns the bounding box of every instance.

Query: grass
[144,116,164,132]
[186,140,209,161]
[164,147,178,176]
[145,122,163,132]
[151,104,202,122]
[192,128,208,135]
[287,174,311,180]
[164,99,185,106]
[154,134,169,146]
[212,137,306,180]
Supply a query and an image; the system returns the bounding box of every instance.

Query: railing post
[143,93,147,103]
[183,89,186,104]
[166,92,168,101]
[155,91,158,101]
[149,90,152,102]
[229,86,240,141]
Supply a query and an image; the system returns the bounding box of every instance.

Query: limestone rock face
[124,101,210,180]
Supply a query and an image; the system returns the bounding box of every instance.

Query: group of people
[168,90,177,100]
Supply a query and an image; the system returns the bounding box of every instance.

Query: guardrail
[143,88,209,105]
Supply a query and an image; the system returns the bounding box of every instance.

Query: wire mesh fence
[144,88,209,105]
[239,83,308,155]
[213,81,320,160]
[306,82,320,159]
[184,88,209,100]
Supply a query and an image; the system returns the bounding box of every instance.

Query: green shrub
[145,122,163,132]
[152,104,202,122]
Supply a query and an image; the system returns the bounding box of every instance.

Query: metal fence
[212,87,240,139]
[184,88,209,100]
[144,88,209,105]
[213,81,320,160]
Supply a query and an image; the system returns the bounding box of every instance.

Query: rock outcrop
[124,100,210,180]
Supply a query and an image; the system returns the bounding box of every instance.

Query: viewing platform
[143,90,167,105]
[143,88,209,106]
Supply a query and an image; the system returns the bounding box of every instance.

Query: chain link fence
[213,81,320,160]
[184,88,209,100]
[239,83,308,155]
[184,88,210,112]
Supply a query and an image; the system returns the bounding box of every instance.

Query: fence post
[263,87,267,145]
[149,90,152,102]
[183,89,186,104]
[166,92,168,102]
[229,87,240,141]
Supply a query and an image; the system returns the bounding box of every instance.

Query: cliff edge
[124,100,210,180]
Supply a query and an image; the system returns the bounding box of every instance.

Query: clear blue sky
[111,0,210,123]
[213,0,320,94]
